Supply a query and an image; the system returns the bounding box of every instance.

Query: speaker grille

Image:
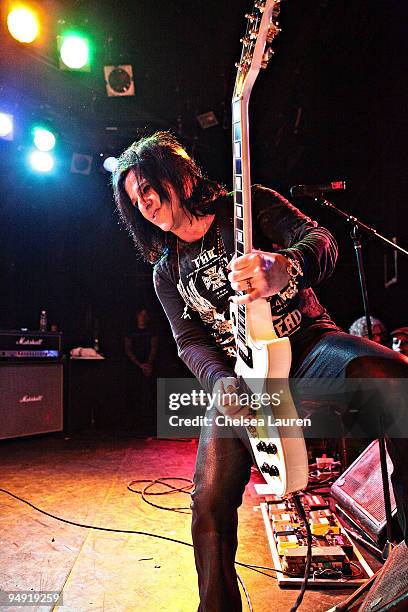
[359,541,408,611]
[332,440,398,544]
[336,442,396,522]
[0,362,63,439]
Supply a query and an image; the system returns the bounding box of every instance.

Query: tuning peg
[235,61,243,71]
[240,36,250,45]
[254,1,265,11]
[273,4,281,18]
[249,28,259,39]
[266,23,280,42]
[245,12,256,22]
[261,48,274,68]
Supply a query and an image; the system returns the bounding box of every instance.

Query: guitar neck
[232,0,281,256]
[231,0,281,348]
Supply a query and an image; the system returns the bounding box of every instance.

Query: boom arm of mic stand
[315,196,408,257]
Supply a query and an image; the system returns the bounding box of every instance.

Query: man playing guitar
[112,130,408,610]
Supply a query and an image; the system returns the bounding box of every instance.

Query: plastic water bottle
[39,310,47,332]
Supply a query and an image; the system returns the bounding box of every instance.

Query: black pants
[191,332,408,611]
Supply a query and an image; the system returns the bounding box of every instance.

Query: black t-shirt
[153,185,340,392]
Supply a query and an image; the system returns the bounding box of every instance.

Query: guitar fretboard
[232,97,251,349]
[232,100,245,258]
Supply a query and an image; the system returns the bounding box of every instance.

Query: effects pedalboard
[260,493,374,587]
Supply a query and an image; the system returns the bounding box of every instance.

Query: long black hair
[112,131,226,263]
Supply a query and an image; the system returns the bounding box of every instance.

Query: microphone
[290,180,347,198]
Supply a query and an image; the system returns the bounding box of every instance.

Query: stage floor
[0,433,369,611]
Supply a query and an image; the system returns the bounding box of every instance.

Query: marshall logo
[17,337,43,346]
[19,394,44,403]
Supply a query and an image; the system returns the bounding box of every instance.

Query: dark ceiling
[1,0,405,188]
[0,0,407,340]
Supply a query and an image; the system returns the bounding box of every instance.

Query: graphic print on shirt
[177,229,304,358]
[270,295,302,338]
[177,244,236,358]
[202,264,227,292]
[262,238,303,338]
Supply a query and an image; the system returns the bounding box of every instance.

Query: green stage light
[58,32,91,71]
[33,127,56,151]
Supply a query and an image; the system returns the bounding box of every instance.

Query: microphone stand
[314,196,408,561]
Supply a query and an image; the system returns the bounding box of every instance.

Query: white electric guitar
[230,0,308,497]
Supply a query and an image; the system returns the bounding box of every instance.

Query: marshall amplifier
[0,362,63,440]
[0,330,62,359]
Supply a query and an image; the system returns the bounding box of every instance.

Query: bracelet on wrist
[277,257,303,301]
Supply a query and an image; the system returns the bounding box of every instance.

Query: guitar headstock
[234,0,282,99]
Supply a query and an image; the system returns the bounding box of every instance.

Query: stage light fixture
[197,111,219,129]
[71,153,92,175]
[0,112,14,140]
[58,33,91,71]
[33,127,56,151]
[29,150,54,173]
[103,65,134,97]
[7,7,39,43]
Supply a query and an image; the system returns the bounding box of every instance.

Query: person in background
[125,308,158,377]
[391,327,408,357]
[124,307,158,434]
[349,315,387,345]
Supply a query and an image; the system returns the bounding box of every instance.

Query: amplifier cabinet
[0,362,63,440]
[331,439,398,546]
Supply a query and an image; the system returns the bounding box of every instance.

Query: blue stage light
[0,112,14,140]
[29,150,55,172]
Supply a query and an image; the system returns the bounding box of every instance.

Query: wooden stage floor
[0,433,371,611]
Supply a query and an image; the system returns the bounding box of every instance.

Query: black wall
[0,0,407,358]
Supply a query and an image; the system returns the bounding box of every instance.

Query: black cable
[237,572,253,612]
[290,493,313,612]
[0,486,291,577]
[0,487,195,547]
[237,562,292,578]
[126,480,321,583]
[127,477,193,513]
